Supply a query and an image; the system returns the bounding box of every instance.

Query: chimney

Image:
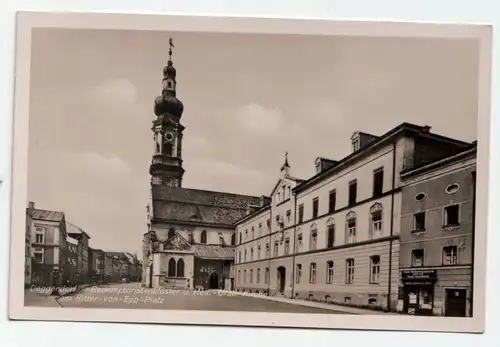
[28,201,35,209]
[422,125,431,133]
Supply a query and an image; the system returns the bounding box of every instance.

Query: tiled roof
[27,208,65,222]
[192,245,234,260]
[152,186,261,226]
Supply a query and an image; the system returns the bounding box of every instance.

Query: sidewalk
[216,290,392,315]
[24,289,62,308]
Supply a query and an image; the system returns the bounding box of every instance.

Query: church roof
[191,245,234,260]
[151,186,262,227]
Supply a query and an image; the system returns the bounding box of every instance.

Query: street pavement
[55,282,347,313]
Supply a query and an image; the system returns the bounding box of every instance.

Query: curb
[216,290,391,315]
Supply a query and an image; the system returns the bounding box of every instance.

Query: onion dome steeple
[154,38,184,121]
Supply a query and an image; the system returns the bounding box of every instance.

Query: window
[373,168,384,197]
[346,212,357,243]
[312,198,319,218]
[296,264,302,283]
[251,227,255,239]
[244,250,247,262]
[411,249,424,267]
[238,251,241,263]
[245,229,248,239]
[415,193,426,202]
[218,233,225,245]
[445,183,460,194]
[239,232,242,244]
[443,246,458,265]
[413,212,426,232]
[257,245,261,260]
[257,268,261,283]
[296,233,303,252]
[371,206,383,239]
[286,210,291,223]
[288,186,291,198]
[168,258,176,277]
[284,238,290,255]
[244,270,247,283]
[231,233,235,246]
[327,225,335,248]
[265,267,269,284]
[33,247,44,263]
[352,139,360,152]
[265,243,270,258]
[34,227,45,244]
[258,223,262,236]
[298,204,304,223]
[200,230,207,244]
[277,191,281,202]
[329,190,336,213]
[238,270,241,284]
[266,219,271,232]
[273,241,279,257]
[250,269,253,283]
[310,229,318,250]
[309,263,317,283]
[346,259,355,284]
[250,248,254,261]
[348,180,357,206]
[164,142,173,156]
[282,186,286,200]
[326,261,334,284]
[444,205,460,227]
[176,258,185,277]
[370,256,380,284]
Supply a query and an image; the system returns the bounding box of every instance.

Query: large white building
[234,124,472,312]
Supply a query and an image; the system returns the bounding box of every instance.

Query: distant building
[27,201,69,286]
[66,236,79,285]
[25,206,32,287]
[66,222,91,284]
[104,253,113,283]
[398,145,476,317]
[92,249,106,282]
[234,123,473,312]
[142,40,264,290]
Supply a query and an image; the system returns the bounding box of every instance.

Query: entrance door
[277,267,286,294]
[445,289,467,317]
[404,285,434,316]
[209,272,220,289]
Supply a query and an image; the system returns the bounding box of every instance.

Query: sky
[27,28,480,257]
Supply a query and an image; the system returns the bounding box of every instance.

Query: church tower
[150,38,185,187]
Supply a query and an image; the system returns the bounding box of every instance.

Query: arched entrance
[277,266,286,294]
[208,271,220,289]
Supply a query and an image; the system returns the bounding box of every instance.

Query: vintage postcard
[8,11,492,333]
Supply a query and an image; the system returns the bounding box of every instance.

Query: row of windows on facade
[410,246,460,267]
[237,205,384,263]
[237,256,381,285]
[239,168,385,245]
[167,228,236,246]
[412,204,461,232]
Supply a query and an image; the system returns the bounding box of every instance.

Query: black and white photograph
[8,12,492,333]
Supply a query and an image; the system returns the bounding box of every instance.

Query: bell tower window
[164,142,173,156]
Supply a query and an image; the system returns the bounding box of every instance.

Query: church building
[142,40,267,290]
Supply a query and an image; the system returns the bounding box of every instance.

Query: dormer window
[351,132,360,153]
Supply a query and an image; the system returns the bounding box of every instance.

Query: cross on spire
[168,37,175,61]
[281,150,290,171]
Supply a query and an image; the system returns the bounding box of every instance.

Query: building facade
[27,202,69,287]
[25,207,32,287]
[67,222,91,284]
[92,249,106,282]
[142,40,264,290]
[66,236,79,285]
[104,253,113,283]
[398,145,476,317]
[234,124,473,312]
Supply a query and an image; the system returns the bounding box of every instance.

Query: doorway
[277,267,286,294]
[445,289,467,317]
[208,272,220,289]
[403,285,434,316]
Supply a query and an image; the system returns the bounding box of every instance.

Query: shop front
[401,270,437,316]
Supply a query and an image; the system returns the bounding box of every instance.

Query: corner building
[398,145,476,317]
[234,124,472,312]
[142,41,264,290]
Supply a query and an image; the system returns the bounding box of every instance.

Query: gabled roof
[66,221,91,239]
[163,232,192,252]
[27,208,65,222]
